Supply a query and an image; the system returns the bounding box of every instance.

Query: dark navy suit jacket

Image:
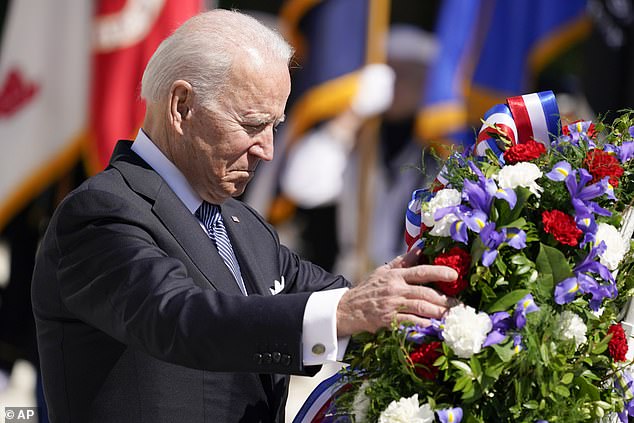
[32,141,349,422]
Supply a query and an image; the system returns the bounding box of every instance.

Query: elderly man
[32,9,456,423]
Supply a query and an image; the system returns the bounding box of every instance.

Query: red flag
[87,0,202,173]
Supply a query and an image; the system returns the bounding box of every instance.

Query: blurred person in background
[278,25,441,281]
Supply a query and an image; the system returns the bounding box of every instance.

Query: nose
[249,127,275,161]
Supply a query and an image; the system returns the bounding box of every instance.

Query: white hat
[387,24,438,64]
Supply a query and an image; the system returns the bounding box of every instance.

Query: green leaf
[454,374,470,392]
[483,361,506,380]
[469,356,482,381]
[486,289,530,313]
[451,360,474,377]
[523,400,539,409]
[515,265,532,275]
[492,343,515,363]
[501,217,527,229]
[497,187,532,225]
[592,342,608,355]
[575,376,600,401]
[561,373,574,384]
[536,243,574,283]
[554,385,570,397]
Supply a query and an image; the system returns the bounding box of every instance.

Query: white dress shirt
[131,129,348,365]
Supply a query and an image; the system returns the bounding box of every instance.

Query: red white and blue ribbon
[292,372,352,423]
[405,189,431,251]
[405,91,560,251]
[474,103,516,157]
[473,90,559,157]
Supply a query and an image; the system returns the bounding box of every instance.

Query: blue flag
[280,0,389,146]
[417,0,590,150]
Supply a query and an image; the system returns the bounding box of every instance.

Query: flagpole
[354,0,390,281]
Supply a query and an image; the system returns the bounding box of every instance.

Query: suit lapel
[109,141,243,295]
[152,184,243,295]
[220,201,270,296]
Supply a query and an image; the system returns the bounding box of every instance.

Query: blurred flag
[86,0,202,172]
[267,0,390,224]
[0,0,92,230]
[416,0,591,151]
[279,0,390,147]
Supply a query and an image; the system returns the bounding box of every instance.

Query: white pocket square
[269,276,285,295]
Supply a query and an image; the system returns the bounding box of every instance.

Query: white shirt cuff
[302,287,350,365]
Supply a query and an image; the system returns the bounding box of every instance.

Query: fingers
[398,297,448,320]
[397,264,458,284]
[384,247,423,270]
[403,285,456,308]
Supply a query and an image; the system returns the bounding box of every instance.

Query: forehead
[221,53,291,117]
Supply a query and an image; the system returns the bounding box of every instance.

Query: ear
[168,80,194,135]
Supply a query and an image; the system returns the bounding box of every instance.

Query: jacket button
[253,353,263,364]
[263,353,272,364]
[281,354,291,366]
[272,352,281,363]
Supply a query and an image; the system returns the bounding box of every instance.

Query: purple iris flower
[565,169,612,218]
[619,141,634,162]
[575,212,597,247]
[483,312,512,347]
[450,219,469,244]
[576,242,614,282]
[465,161,516,211]
[554,276,581,305]
[505,228,527,249]
[561,121,597,148]
[401,319,445,343]
[462,209,489,233]
[514,294,539,329]
[480,223,506,267]
[554,242,617,310]
[463,177,494,213]
[437,407,463,423]
[513,334,524,353]
[546,161,572,182]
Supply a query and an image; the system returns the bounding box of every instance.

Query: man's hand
[336,248,458,337]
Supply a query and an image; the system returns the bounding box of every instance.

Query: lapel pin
[231,215,240,223]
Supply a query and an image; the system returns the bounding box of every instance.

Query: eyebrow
[244,114,286,126]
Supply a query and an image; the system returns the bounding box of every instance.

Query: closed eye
[244,123,268,135]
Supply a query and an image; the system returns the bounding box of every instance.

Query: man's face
[175,55,291,204]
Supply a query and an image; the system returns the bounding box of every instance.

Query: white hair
[141,9,293,108]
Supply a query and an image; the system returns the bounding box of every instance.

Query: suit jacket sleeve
[49,187,347,375]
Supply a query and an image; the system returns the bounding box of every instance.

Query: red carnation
[584,149,624,187]
[432,246,471,296]
[608,323,628,362]
[542,210,582,246]
[503,139,547,164]
[410,341,443,380]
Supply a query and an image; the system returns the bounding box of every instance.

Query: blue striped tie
[195,202,247,295]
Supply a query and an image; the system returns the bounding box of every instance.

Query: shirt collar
[131,129,202,214]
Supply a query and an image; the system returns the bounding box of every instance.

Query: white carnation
[595,222,630,271]
[443,304,492,358]
[352,380,372,423]
[421,188,461,237]
[378,394,434,423]
[555,310,587,349]
[496,162,543,197]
